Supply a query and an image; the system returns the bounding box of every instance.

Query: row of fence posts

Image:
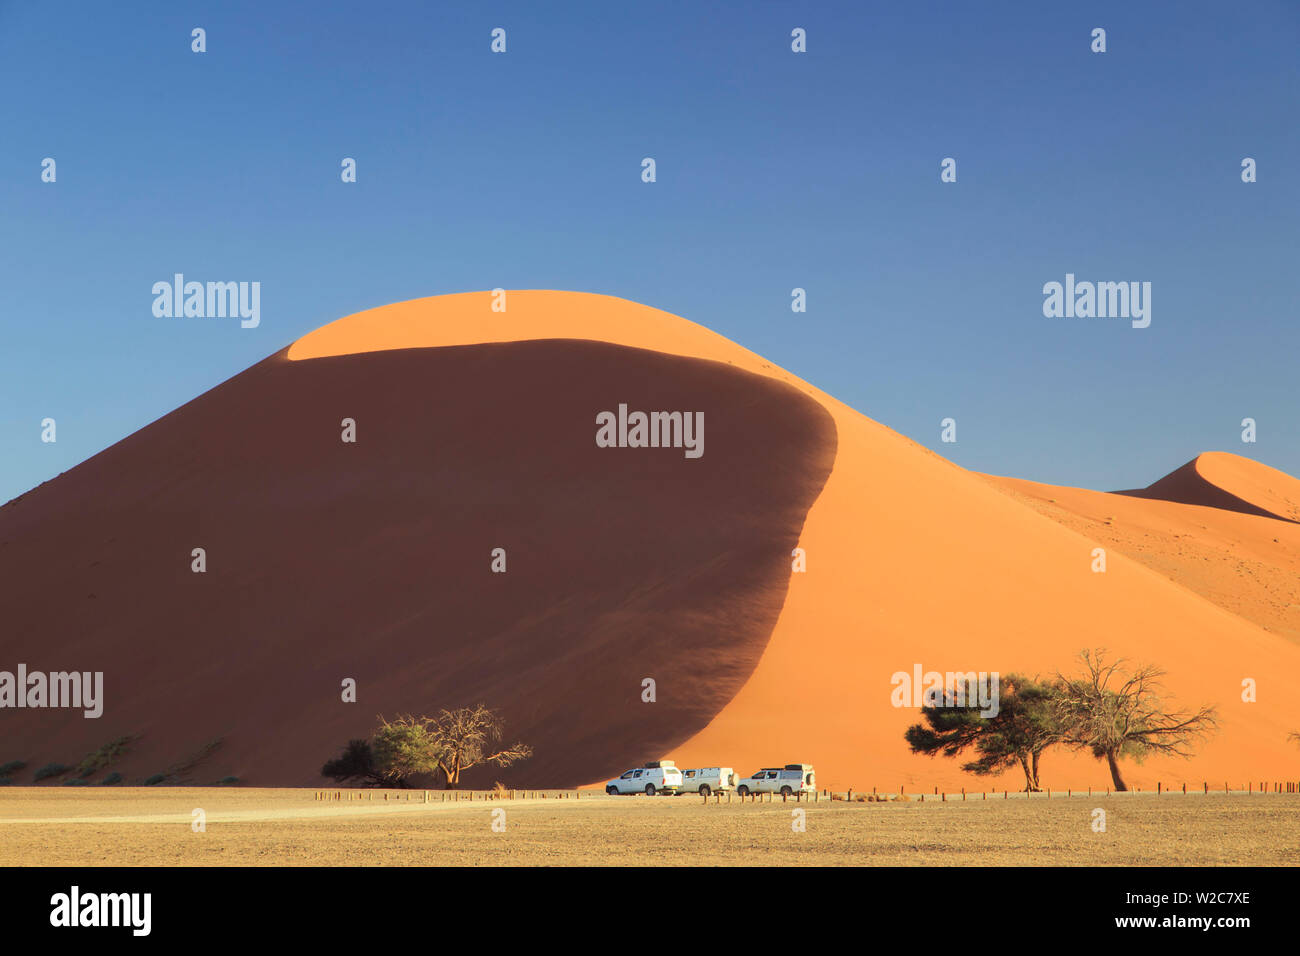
[313,790,582,801]
[717,780,1300,806]
[830,781,1300,801]
[704,790,821,804]
[313,781,1300,804]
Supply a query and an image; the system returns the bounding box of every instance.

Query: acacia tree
[429,704,532,788]
[368,715,445,787]
[320,738,392,788]
[904,674,1061,791]
[1054,649,1218,791]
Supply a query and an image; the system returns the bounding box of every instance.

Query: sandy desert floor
[1,788,1297,866]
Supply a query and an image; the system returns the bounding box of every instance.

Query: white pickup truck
[605,761,683,795]
[735,764,816,797]
[677,767,737,796]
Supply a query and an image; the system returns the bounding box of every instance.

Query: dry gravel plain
[1,788,1297,866]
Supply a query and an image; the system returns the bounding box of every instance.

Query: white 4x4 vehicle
[735,764,816,797]
[678,767,737,796]
[606,761,683,795]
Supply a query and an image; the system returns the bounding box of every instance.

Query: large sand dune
[4,291,1299,792]
[0,330,835,787]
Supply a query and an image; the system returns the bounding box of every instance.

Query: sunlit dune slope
[985,473,1300,644]
[293,291,1300,792]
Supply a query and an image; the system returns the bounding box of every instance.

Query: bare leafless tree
[1054,649,1218,791]
[429,704,532,788]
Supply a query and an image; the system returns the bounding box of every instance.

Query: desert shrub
[100,772,123,786]
[74,736,135,778]
[216,776,239,786]
[492,781,509,798]
[0,777,13,786]
[34,763,71,781]
[63,777,91,786]
[322,739,389,787]
[142,773,167,786]
[0,761,26,776]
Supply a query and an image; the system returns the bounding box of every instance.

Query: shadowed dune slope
[291,292,1300,792]
[0,337,836,787]
[1117,452,1300,524]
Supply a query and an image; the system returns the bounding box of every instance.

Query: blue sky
[1,0,1297,503]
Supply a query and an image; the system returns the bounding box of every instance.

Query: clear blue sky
[2,0,1297,503]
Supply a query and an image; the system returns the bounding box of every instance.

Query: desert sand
[986,459,1300,643]
[1,788,1296,867]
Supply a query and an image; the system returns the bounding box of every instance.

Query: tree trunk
[1105,749,1128,791]
[1018,753,1036,792]
[1030,751,1042,791]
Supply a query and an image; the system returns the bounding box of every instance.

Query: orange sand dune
[1117,452,1300,524]
[4,291,1298,792]
[0,335,834,788]
[985,471,1300,644]
[293,292,1300,792]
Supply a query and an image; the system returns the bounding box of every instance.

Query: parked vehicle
[735,764,816,797]
[677,767,737,796]
[605,761,683,795]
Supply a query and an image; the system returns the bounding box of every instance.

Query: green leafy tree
[369,715,445,787]
[1054,649,1218,792]
[905,673,1061,791]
